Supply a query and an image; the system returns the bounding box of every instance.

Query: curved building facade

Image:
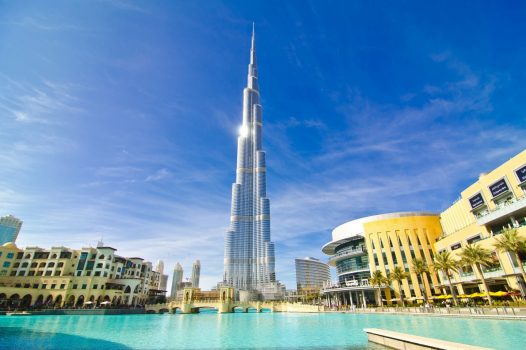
[322,212,442,306]
[294,257,330,293]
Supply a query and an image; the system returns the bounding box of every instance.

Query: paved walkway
[339,306,526,320]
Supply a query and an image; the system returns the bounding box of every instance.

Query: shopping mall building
[321,149,526,306]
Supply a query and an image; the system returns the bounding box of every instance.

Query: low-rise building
[322,212,442,306]
[0,242,165,309]
[435,149,526,295]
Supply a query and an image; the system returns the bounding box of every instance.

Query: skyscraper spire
[224,26,279,299]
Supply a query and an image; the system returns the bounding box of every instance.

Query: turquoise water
[1,313,524,349]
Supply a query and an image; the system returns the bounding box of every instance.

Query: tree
[493,228,526,297]
[411,258,430,304]
[369,270,388,306]
[459,244,495,306]
[433,251,460,306]
[388,267,409,307]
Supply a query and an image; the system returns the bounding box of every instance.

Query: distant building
[0,215,22,245]
[191,260,200,288]
[170,263,183,298]
[0,242,164,308]
[295,257,330,294]
[160,274,168,292]
[156,260,164,275]
[156,260,168,291]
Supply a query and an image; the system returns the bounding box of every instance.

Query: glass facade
[0,215,22,245]
[223,29,277,293]
[295,257,330,292]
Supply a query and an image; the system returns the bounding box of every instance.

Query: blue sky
[1,1,525,290]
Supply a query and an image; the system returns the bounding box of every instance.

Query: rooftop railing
[328,246,366,262]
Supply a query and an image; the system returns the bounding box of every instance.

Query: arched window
[25,254,31,259]
[99,255,105,260]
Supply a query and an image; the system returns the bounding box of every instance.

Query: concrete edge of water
[364,328,493,350]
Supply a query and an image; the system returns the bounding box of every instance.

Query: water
[0,312,524,349]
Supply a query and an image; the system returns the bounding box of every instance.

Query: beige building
[0,242,165,309]
[436,149,526,295]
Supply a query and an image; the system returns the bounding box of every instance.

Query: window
[33,284,39,289]
[96,263,103,268]
[45,271,52,276]
[39,262,46,268]
[28,271,35,276]
[81,284,87,289]
[17,270,25,276]
[72,284,78,289]
[31,262,37,268]
[76,271,82,276]
[103,272,108,277]
[60,284,65,289]
[2,261,10,268]
[57,262,64,268]
[25,254,31,259]
[23,283,30,288]
[21,262,28,268]
[451,243,461,250]
[47,262,55,268]
[51,284,56,289]
[41,284,47,289]
[94,271,101,277]
[467,235,481,245]
[6,252,14,259]
[93,284,98,289]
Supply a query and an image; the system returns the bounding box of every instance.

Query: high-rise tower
[170,263,183,298]
[191,260,201,288]
[223,26,277,295]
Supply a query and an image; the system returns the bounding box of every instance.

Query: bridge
[145,287,322,314]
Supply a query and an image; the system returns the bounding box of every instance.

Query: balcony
[328,246,366,264]
[476,194,526,226]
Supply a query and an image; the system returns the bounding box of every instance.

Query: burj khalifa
[223,27,280,298]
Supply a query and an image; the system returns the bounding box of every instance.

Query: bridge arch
[232,306,247,313]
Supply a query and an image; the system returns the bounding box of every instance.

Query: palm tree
[411,258,430,304]
[388,266,409,307]
[493,228,526,297]
[459,244,495,306]
[369,270,388,306]
[433,251,459,306]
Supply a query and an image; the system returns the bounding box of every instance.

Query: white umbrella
[84,301,93,305]
[101,301,111,305]
[390,298,399,301]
